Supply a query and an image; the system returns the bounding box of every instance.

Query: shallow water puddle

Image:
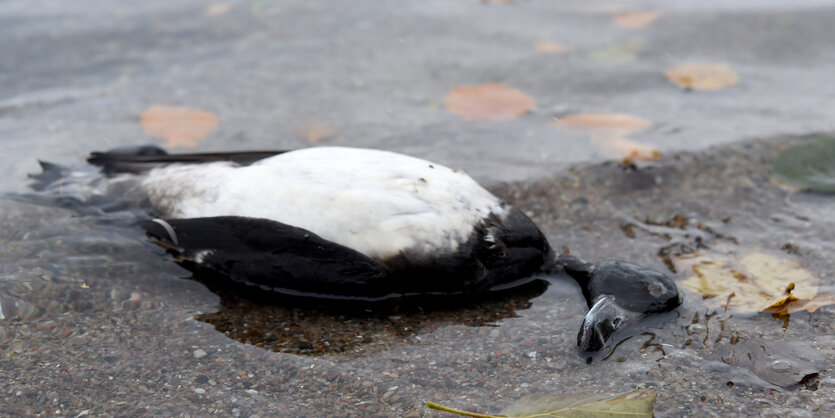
[193,278,553,359]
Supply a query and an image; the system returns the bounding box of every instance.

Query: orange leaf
[551,113,658,162]
[612,11,663,29]
[295,122,338,143]
[551,113,650,137]
[140,105,219,149]
[666,63,739,91]
[445,83,535,121]
[591,135,661,163]
[534,42,570,54]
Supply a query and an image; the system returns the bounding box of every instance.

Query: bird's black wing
[141,216,393,300]
[88,145,289,174]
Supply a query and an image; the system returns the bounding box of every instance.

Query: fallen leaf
[445,83,535,121]
[140,105,219,149]
[427,389,655,417]
[665,63,739,91]
[763,293,835,315]
[551,113,660,162]
[552,113,650,137]
[588,39,645,63]
[295,122,338,143]
[534,42,570,54]
[205,3,233,16]
[612,11,663,29]
[770,135,835,193]
[590,136,661,163]
[679,251,833,315]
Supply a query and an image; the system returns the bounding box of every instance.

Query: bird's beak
[577,295,631,352]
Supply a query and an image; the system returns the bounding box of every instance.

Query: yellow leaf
[665,63,739,91]
[294,122,338,143]
[551,113,659,162]
[445,83,536,121]
[588,39,645,64]
[764,293,835,315]
[679,251,830,315]
[612,11,663,29]
[534,42,570,54]
[427,389,656,417]
[140,105,219,149]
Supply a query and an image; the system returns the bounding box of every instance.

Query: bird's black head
[559,256,681,352]
[586,259,680,314]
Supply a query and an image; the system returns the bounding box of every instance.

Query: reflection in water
[194,278,549,358]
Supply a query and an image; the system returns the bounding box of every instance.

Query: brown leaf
[140,105,219,149]
[612,11,663,28]
[445,83,535,121]
[551,113,659,162]
[534,42,570,54]
[295,122,338,143]
[666,63,739,91]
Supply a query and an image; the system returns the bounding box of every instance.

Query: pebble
[193,349,207,359]
[194,388,206,395]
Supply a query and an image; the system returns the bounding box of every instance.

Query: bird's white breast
[141,147,503,260]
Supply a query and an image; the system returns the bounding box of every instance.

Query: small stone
[194,388,206,395]
[193,349,208,359]
[246,389,258,395]
[323,370,341,382]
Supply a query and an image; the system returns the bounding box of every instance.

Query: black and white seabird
[32,145,681,352]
